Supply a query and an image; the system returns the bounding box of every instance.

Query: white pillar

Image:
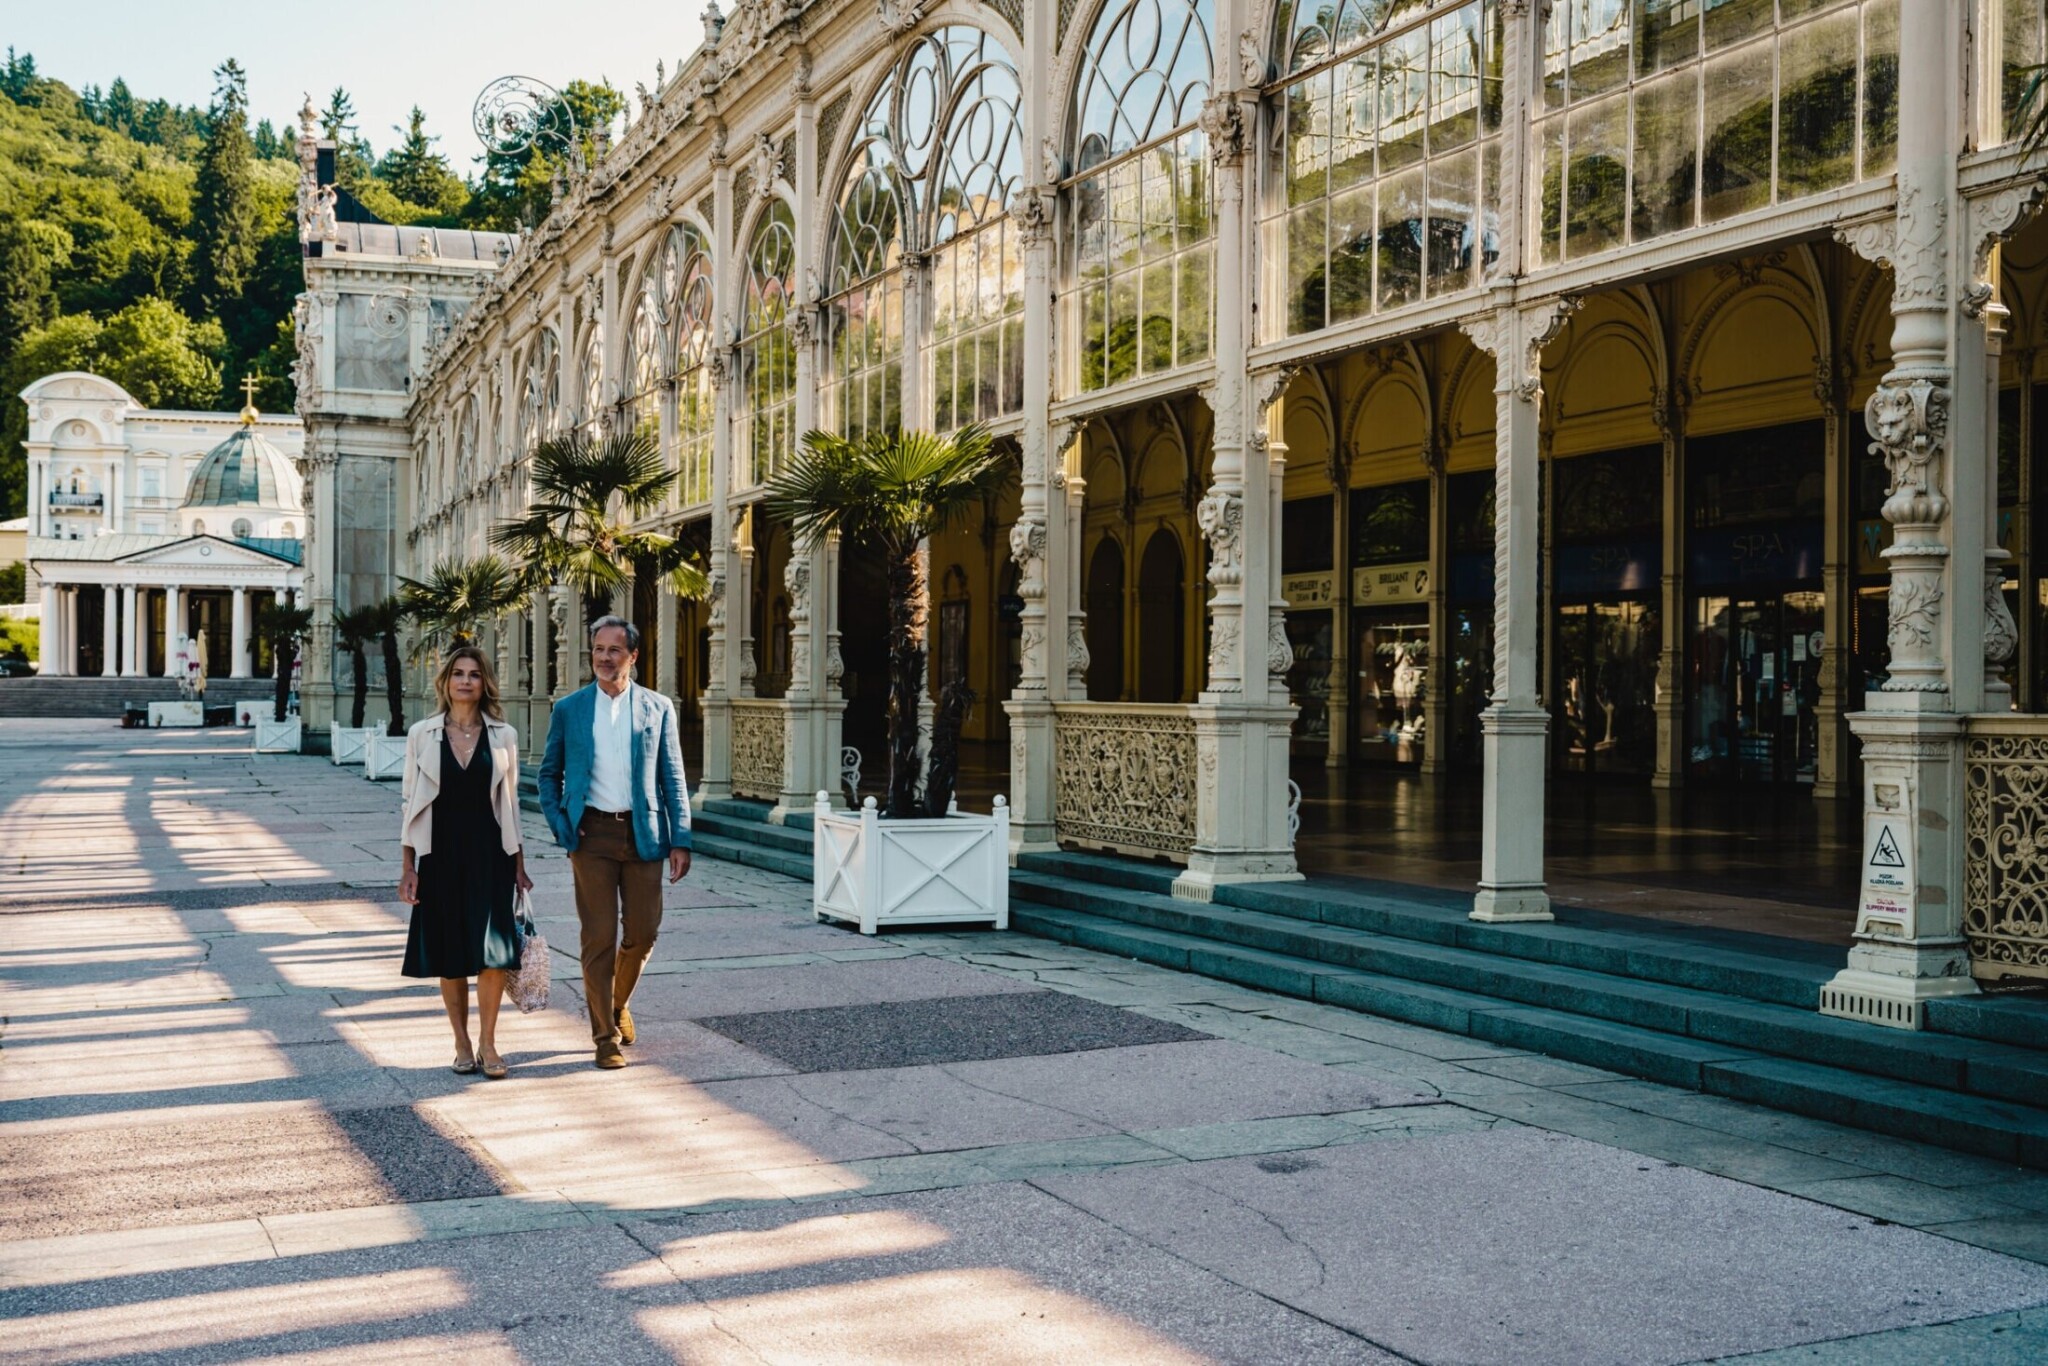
[37,580,57,675]
[1173,10,1302,899]
[121,583,140,676]
[1004,0,1062,854]
[101,585,118,677]
[27,458,45,538]
[1825,0,1981,1027]
[63,589,80,677]
[163,585,181,677]
[1461,301,1577,923]
[230,586,250,678]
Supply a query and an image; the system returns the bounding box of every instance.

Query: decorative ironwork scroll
[1963,727,2048,983]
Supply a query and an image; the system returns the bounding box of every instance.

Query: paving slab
[1037,1127,2048,1366]
[622,1182,1389,1364]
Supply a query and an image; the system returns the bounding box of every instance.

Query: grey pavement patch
[696,989,1207,1072]
[1035,1126,2048,1366]
[1710,1306,2048,1363]
[1922,1215,2048,1264]
[706,1064,1112,1154]
[616,953,1038,1019]
[623,1183,1389,1364]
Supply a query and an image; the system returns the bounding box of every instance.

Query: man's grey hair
[588,615,640,652]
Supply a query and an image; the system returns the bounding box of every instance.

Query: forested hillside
[0,49,613,522]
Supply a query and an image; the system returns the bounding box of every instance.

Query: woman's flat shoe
[452,1056,479,1075]
[480,1054,508,1080]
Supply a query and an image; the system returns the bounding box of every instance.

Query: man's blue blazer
[537,682,693,860]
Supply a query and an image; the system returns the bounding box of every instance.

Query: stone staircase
[0,676,279,718]
[562,797,2048,1168]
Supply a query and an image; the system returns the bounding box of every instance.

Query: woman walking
[398,645,533,1078]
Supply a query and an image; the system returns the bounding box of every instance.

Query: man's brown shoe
[617,1004,636,1047]
[595,1042,626,1070]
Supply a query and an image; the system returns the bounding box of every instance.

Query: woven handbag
[506,889,550,1014]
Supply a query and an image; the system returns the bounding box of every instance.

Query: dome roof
[180,412,298,510]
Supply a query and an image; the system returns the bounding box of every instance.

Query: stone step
[1010,901,2048,1167]
[688,831,813,883]
[692,810,814,854]
[1009,870,2048,1111]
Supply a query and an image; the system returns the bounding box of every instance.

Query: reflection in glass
[1700,42,1773,223]
[1778,8,1859,199]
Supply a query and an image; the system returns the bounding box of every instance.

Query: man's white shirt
[588,681,634,813]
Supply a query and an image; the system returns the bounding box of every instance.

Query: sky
[5,1,704,170]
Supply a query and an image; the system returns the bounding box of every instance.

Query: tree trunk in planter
[273,636,296,722]
[348,643,369,729]
[885,549,927,819]
[924,680,973,818]
[382,631,406,736]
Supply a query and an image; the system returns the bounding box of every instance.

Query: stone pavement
[2,718,2047,1364]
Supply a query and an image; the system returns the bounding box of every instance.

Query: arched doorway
[1085,536,1125,701]
[1137,528,1184,703]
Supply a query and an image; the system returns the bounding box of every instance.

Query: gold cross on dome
[238,374,263,424]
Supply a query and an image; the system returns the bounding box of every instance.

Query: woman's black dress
[402,733,520,978]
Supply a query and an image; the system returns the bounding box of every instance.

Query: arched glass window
[1067,0,1215,392]
[1268,1,1502,335]
[664,223,717,508]
[456,396,479,492]
[621,261,661,437]
[576,327,603,432]
[232,518,253,540]
[519,329,561,451]
[740,200,798,486]
[828,26,1026,436]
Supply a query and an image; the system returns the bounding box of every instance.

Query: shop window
[1282,494,1334,574]
[1349,480,1429,566]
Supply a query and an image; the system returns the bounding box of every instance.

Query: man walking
[538,616,692,1069]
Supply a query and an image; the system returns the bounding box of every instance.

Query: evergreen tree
[103,77,135,134]
[377,107,466,216]
[190,58,258,329]
[321,86,374,185]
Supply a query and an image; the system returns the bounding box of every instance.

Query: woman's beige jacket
[399,713,524,858]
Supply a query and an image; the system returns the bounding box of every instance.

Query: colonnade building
[293,1,2048,1020]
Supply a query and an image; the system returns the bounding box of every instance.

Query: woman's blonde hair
[433,645,504,720]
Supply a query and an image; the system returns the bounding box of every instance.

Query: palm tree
[362,596,409,737]
[332,604,380,729]
[269,606,315,723]
[490,426,709,613]
[399,554,528,657]
[763,423,1013,818]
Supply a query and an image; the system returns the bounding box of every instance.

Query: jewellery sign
[1281,572,1336,608]
[1856,771,1916,936]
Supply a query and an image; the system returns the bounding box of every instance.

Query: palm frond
[761,423,1014,556]
[400,554,530,655]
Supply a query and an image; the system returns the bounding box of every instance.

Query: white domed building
[24,374,307,681]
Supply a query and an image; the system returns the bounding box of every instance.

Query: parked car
[0,653,35,677]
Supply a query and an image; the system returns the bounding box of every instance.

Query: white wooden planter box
[812,792,1009,935]
[147,700,203,728]
[253,716,302,754]
[363,731,407,781]
[329,726,371,765]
